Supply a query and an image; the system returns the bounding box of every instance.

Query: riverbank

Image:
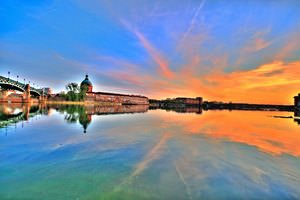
[202,102,294,112]
[46,101,121,106]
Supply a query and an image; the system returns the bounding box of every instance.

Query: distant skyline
[1,0,300,104]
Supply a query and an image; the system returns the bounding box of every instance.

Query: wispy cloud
[275,31,300,60]
[121,19,174,79]
[180,0,206,44]
[245,29,273,52]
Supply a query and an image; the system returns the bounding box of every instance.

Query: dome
[80,74,93,92]
[80,75,92,87]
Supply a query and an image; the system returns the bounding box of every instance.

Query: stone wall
[86,92,149,105]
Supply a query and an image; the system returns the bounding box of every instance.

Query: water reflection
[0,104,150,133]
[55,105,92,133]
[294,109,300,125]
[2,103,300,133]
[1,104,300,199]
[54,104,149,133]
[0,103,48,129]
[150,106,203,114]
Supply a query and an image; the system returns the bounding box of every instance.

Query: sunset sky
[1,0,300,104]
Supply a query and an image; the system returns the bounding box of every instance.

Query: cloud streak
[121,19,174,79]
[180,0,206,44]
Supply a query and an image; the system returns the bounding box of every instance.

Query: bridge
[0,75,46,96]
[0,75,50,103]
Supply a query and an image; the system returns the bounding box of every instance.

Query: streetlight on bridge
[7,71,10,80]
[24,78,26,85]
[17,75,19,83]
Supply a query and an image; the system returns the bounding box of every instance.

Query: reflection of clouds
[42,112,168,161]
[2,107,300,198]
[158,110,300,157]
[174,160,193,200]
[111,132,171,194]
[169,134,300,199]
[5,108,300,158]
[131,132,171,177]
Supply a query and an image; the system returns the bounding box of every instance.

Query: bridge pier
[0,90,9,102]
[22,103,31,120]
[23,84,31,103]
[39,90,47,103]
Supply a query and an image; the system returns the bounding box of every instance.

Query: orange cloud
[99,20,300,104]
[145,60,300,104]
[104,58,300,104]
[202,61,300,104]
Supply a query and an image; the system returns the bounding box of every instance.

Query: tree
[66,83,79,93]
[65,82,80,101]
[79,84,88,101]
[64,83,88,101]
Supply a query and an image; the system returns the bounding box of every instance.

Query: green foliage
[59,91,67,99]
[56,105,90,132]
[79,84,88,101]
[64,82,88,101]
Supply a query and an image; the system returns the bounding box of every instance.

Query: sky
[1,0,300,104]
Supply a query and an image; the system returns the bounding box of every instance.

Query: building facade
[81,75,149,105]
[175,97,203,105]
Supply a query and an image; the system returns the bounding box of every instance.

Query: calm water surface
[0,104,300,200]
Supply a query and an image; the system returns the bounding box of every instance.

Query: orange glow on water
[157,110,300,157]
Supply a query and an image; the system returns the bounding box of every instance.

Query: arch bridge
[0,75,48,97]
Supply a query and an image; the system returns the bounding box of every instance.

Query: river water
[0,104,300,200]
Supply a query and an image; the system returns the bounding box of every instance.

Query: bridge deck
[0,75,46,95]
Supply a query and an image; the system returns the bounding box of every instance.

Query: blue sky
[1,0,300,103]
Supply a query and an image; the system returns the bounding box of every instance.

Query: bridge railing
[0,76,25,88]
[0,75,47,96]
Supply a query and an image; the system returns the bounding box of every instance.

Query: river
[0,103,300,199]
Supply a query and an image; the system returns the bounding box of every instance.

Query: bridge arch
[0,82,25,93]
[30,90,41,97]
[1,75,46,98]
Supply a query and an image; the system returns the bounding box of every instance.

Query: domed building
[80,74,93,93]
[79,74,149,105]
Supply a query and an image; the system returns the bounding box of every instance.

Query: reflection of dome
[79,113,92,134]
[80,74,93,92]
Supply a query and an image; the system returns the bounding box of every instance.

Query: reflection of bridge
[0,75,49,103]
[0,103,48,128]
